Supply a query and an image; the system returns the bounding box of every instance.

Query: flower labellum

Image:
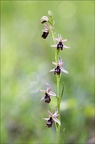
[46,117,54,128]
[42,24,49,39]
[44,93,51,103]
[57,41,63,50]
[54,65,61,75]
[42,31,49,39]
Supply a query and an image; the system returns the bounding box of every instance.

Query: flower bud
[48,10,53,17]
[41,16,49,24]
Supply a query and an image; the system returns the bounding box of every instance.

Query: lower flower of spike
[42,24,49,39]
[43,109,61,128]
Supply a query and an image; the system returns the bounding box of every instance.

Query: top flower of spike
[41,16,49,24]
[51,34,69,50]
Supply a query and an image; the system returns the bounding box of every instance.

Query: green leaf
[63,128,65,132]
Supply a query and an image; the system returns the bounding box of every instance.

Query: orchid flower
[42,24,49,39]
[50,57,68,75]
[43,109,61,128]
[51,34,69,50]
[40,81,56,103]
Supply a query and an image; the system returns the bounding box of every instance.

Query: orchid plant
[40,11,69,144]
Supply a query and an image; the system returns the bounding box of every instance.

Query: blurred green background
[1,1,95,144]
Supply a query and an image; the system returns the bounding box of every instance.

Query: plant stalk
[50,24,64,144]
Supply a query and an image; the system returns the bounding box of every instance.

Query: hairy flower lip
[42,31,49,39]
[42,24,49,39]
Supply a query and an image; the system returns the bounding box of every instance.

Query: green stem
[49,22,63,144]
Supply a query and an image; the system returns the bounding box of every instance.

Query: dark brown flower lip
[42,31,49,39]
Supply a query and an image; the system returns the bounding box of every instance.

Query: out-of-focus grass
[1,1,94,144]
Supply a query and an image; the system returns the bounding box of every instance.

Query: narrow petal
[55,38,59,42]
[41,96,44,101]
[43,118,50,121]
[58,57,62,64]
[63,45,69,48]
[52,62,57,66]
[51,44,57,47]
[62,39,67,42]
[61,67,68,74]
[49,68,55,72]
[40,90,45,93]
[58,57,63,66]
[53,109,58,117]
[44,81,51,93]
[48,91,56,96]
[53,113,59,118]
[53,117,61,125]
[58,34,62,40]
[48,110,53,117]
[59,63,63,67]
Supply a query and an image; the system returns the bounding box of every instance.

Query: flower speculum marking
[46,117,54,128]
[57,41,63,50]
[54,65,61,75]
[44,93,51,103]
